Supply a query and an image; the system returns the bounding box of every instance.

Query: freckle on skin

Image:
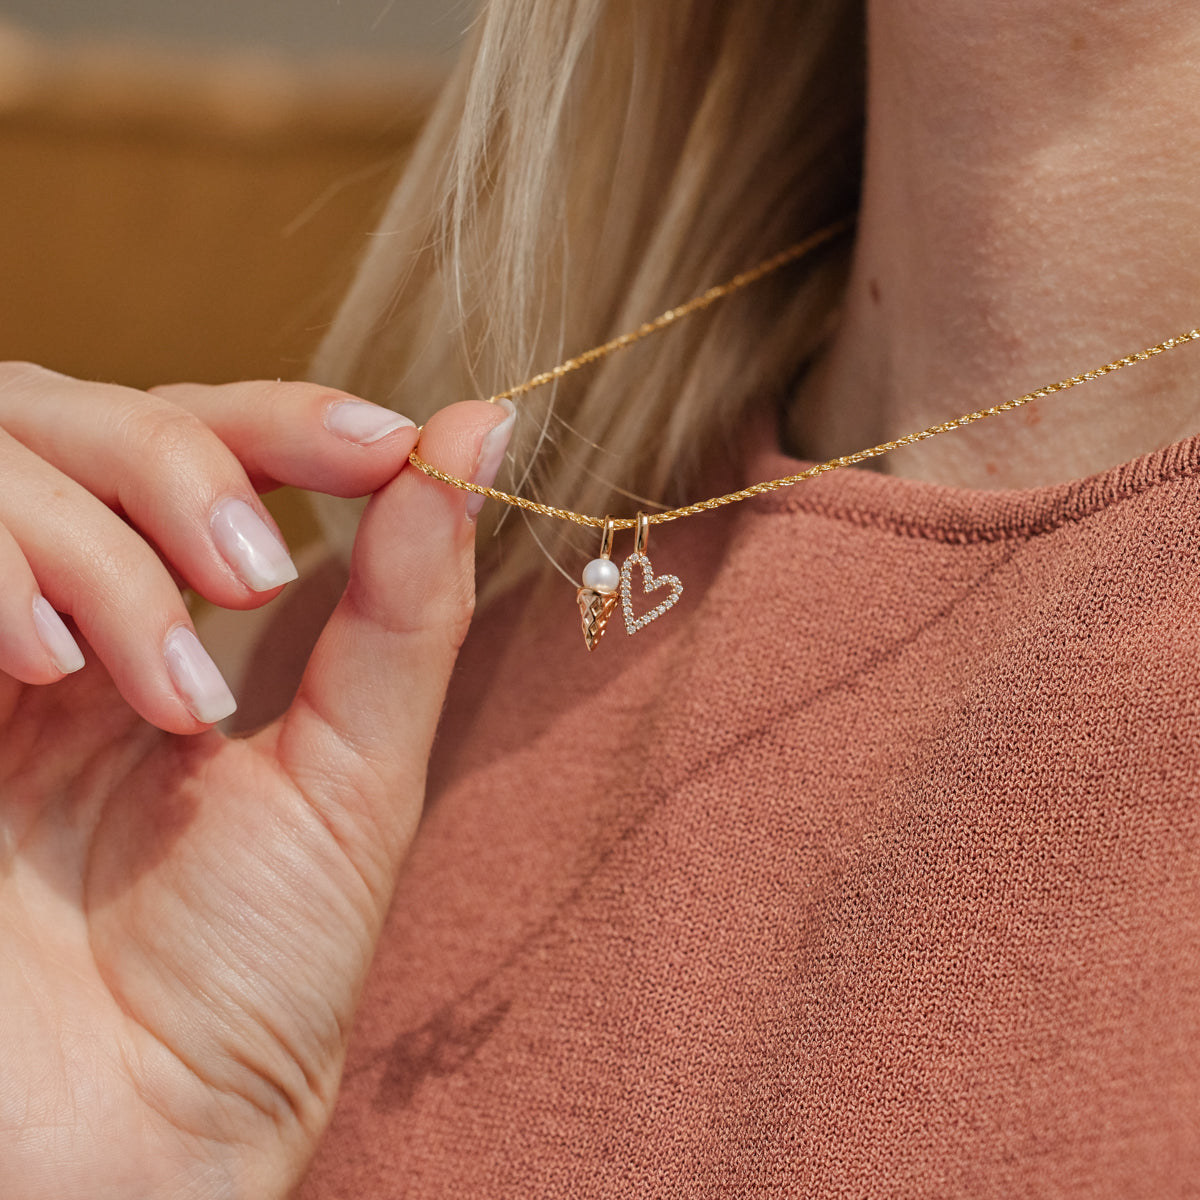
[1023,409,1042,427]
[985,461,998,476]
[869,279,882,305]
[1070,34,1086,53]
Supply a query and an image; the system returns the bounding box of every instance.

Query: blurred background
[0,1,469,58]
[0,0,468,389]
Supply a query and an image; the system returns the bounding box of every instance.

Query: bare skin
[0,368,510,1198]
[791,0,1200,489]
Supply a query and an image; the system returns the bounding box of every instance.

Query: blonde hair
[312,0,864,596]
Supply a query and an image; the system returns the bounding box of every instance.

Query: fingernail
[324,400,416,445]
[32,596,85,675]
[466,400,516,520]
[164,627,237,725]
[210,498,299,592]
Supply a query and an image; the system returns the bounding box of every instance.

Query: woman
[3,0,1198,1195]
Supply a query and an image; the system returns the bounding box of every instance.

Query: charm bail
[577,516,619,651]
[634,511,650,557]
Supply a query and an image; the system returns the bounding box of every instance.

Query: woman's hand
[0,364,512,1198]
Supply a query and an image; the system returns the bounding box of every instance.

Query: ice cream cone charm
[577,588,618,650]
[576,517,619,651]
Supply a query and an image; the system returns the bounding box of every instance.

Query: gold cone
[577,588,618,651]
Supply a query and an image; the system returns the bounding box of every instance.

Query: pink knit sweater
[299,435,1200,1197]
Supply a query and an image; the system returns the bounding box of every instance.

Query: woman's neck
[791,0,1200,489]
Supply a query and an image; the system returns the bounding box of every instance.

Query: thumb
[259,399,514,882]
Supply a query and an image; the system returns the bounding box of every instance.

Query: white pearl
[582,557,620,594]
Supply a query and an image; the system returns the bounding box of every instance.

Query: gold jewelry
[616,513,683,637]
[577,517,618,650]
[408,218,1200,650]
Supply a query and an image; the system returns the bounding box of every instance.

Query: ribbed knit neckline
[747,430,1200,544]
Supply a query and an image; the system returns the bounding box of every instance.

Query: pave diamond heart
[619,552,683,635]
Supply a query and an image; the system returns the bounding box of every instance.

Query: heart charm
[619,552,683,635]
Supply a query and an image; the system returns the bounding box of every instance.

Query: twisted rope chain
[409,219,1200,531]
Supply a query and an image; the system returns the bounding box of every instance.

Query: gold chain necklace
[408,218,1200,650]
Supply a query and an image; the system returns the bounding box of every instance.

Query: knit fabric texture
[298,434,1200,1198]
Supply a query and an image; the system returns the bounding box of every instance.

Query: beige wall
[0,30,442,388]
[0,1,466,56]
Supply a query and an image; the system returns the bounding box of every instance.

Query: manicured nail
[31,596,85,675]
[324,400,416,445]
[466,400,516,519]
[210,498,299,592]
[164,627,237,724]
